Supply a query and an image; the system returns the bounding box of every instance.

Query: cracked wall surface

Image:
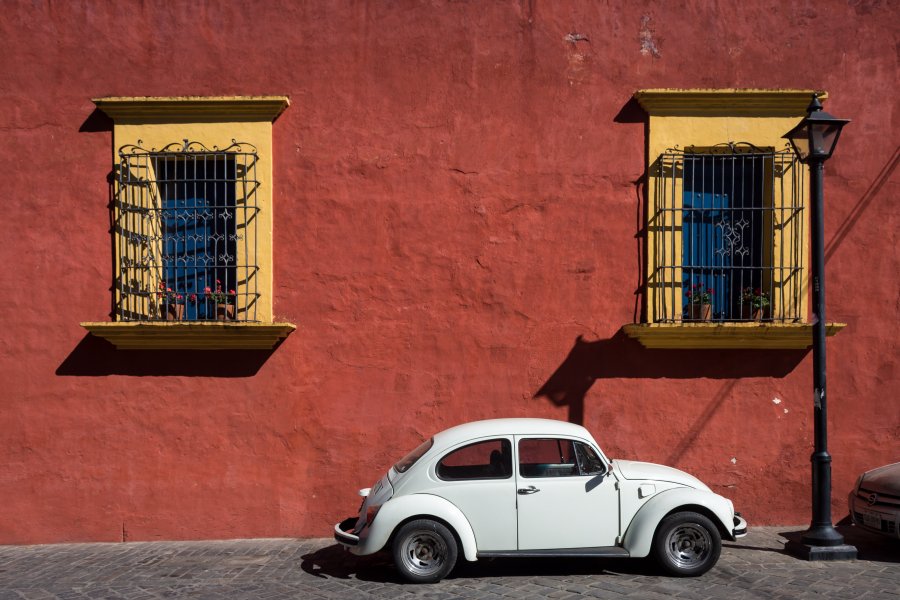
[0,0,897,543]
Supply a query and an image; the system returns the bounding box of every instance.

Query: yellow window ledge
[81,322,296,350]
[622,322,846,349]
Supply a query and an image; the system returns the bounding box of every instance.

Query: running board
[477,547,630,558]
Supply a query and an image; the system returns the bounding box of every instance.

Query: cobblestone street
[0,526,897,599]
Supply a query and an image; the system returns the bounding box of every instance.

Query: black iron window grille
[116,140,260,322]
[649,143,806,323]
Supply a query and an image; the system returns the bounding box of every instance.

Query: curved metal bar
[117,139,258,156]
[664,141,793,156]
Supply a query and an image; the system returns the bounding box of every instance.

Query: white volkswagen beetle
[335,418,747,582]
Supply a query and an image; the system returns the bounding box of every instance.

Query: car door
[427,437,518,552]
[515,436,619,550]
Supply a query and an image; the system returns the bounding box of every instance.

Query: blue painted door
[156,156,236,320]
[682,154,764,320]
[682,188,729,319]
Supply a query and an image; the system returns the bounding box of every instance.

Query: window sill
[80,321,296,350]
[622,322,846,349]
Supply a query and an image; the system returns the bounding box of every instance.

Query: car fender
[622,487,735,558]
[361,493,479,561]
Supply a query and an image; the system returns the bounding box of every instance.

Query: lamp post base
[785,540,857,561]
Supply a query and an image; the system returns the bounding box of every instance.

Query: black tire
[392,519,458,583]
[651,511,722,576]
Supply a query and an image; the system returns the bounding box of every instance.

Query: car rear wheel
[392,519,458,583]
[652,511,721,576]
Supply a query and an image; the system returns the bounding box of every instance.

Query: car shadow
[721,541,787,555]
[301,525,900,584]
[300,543,658,582]
[451,555,657,579]
[300,545,402,583]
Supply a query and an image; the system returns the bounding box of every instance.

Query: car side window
[436,439,512,480]
[574,442,607,476]
[518,438,578,478]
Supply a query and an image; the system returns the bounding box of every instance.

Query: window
[653,144,804,323]
[118,140,258,322]
[394,438,434,474]
[81,97,296,349]
[436,439,512,480]
[518,438,604,478]
[574,442,606,476]
[623,89,847,349]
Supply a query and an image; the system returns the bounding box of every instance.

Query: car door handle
[517,486,540,495]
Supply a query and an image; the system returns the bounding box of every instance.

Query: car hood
[862,462,900,495]
[614,459,711,492]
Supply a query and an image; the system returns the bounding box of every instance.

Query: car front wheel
[392,519,458,583]
[652,511,722,576]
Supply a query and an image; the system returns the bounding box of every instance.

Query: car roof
[432,418,593,447]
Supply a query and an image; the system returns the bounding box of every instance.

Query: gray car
[848,462,900,540]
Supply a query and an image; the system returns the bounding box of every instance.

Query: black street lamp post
[783,94,856,560]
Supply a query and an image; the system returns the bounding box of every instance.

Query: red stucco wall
[1,0,897,544]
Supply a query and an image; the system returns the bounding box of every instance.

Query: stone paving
[0,526,897,599]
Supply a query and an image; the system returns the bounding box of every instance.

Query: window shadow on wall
[534,329,807,429]
[614,97,650,323]
[79,108,113,133]
[825,143,898,264]
[56,333,276,377]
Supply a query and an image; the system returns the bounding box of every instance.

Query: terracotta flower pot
[742,305,765,321]
[166,304,184,321]
[688,302,711,321]
[216,303,235,321]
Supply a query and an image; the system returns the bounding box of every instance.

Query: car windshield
[393,438,434,474]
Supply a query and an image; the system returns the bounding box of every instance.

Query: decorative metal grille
[115,140,260,322]
[650,143,805,323]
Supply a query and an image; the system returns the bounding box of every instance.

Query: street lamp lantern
[784,95,851,162]
[784,93,856,560]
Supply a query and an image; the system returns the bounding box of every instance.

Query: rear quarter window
[394,438,434,473]
[436,438,512,480]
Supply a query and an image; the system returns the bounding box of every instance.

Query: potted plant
[741,287,770,321]
[158,282,184,321]
[685,283,713,321]
[205,280,237,321]
[187,293,199,319]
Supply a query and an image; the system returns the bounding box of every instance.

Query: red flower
[228,289,236,295]
[686,291,693,297]
[707,288,713,294]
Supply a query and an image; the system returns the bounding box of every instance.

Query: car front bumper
[848,491,900,539]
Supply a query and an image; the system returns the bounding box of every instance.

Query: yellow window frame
[81,96,295,349]
[623,89,846,349]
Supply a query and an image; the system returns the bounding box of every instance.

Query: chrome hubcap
[401,531,447,576]
[665,523,712,568]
